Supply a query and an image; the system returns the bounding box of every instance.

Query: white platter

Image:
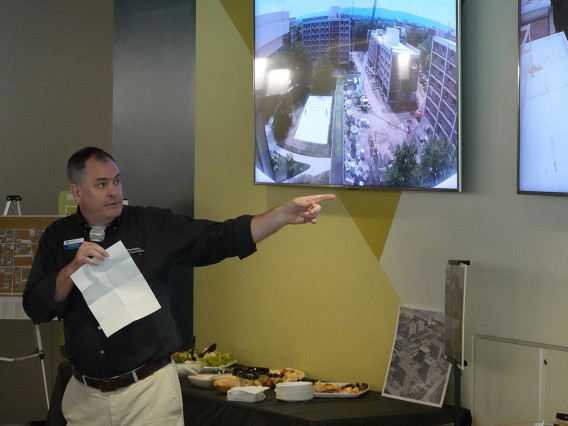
[313,383,368,398]
[201,361,236,373]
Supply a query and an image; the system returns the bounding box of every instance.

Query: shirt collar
[74,205,122,230]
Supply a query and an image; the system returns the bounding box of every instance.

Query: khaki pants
[62,361,184,426]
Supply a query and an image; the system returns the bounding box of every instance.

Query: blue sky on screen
[255,0,456,28]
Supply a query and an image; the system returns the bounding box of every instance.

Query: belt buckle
[99,377,117,393]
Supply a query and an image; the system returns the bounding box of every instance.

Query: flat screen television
[254,0,462,191]
[518,0,568,195]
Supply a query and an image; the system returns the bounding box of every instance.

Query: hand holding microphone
[73,226,109,268]
[61,227,109,300]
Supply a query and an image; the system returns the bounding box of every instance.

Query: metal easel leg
[34,323,50,410]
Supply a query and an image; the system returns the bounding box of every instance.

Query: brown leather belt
[72,357,171,392]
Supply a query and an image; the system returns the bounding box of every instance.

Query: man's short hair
[67,147,115,184]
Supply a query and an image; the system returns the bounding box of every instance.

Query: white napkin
[226,386,269,402]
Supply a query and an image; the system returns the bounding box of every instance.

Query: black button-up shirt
[23,205,256,378]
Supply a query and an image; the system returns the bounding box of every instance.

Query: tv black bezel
[253,0,463,192]
[517,0,568,197]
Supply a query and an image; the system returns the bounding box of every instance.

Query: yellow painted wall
[194,0,401,388]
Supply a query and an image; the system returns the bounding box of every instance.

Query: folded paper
[70,240,160,337]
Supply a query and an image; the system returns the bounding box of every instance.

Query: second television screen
[254,0,461,191]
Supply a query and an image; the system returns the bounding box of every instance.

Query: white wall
[381,0,568,423]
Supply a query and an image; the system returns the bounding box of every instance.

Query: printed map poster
[444,260,468,369]
[0,216,59,319]
[382,305,451,407]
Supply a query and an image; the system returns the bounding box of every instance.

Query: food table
[180,378,472,426]
[46,362,472,426]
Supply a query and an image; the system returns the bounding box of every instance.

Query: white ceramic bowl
[189,373,233,389]
[188,374,217,388]
[176,361,203,378]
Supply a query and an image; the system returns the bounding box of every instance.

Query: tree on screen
[417,137,457,188]
[272,92,293,141]
[385,141,419,187]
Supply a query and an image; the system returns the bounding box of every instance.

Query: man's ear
[70,184,81,203]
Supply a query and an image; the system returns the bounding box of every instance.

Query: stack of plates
[275,381,314,402]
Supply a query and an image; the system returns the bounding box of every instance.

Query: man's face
[70,156,124,226]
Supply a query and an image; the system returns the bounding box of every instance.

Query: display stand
[453,359,463,425]
[445,259,470,426]
[0,195,50,410]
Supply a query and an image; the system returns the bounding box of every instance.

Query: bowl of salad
[172,344,235,375]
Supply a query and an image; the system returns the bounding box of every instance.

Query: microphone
[89,226,106,242]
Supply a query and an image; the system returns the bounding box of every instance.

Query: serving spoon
[197,343,216,358]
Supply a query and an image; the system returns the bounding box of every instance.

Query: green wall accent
[338,190,401,261]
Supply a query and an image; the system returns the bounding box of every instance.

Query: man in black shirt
[23,146,334,425]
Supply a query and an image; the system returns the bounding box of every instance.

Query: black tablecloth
[180,379,472,426]
[46,362,472,426]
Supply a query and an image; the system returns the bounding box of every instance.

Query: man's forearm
[55,264,76,302]
[250,205,286,244]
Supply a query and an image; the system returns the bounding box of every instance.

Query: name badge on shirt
[64,238,84,251]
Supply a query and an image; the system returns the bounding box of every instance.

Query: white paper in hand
[70,240,160,337]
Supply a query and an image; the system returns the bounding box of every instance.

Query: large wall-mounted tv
[254,0,462,191]
[518,0,568,195]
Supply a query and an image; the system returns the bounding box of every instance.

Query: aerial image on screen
[518,0,568,195]
[254,0,461,190]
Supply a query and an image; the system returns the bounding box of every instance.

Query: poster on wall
[443,260,469,370]
[382,305,451,407]
[518,0,568,194]
[0,216,58,319]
